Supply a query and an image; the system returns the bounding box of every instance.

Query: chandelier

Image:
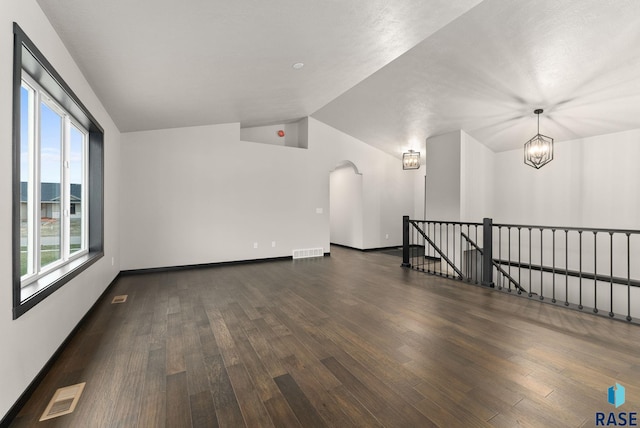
[524,109,553,169]
[402,150,420,170]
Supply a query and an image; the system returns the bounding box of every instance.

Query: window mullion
[62,116,71,261]
[81,131,88,253]
[33,89,42,274]
[25,83,36,278]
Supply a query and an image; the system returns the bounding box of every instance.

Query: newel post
[482,217,494,287]
[402,215,411,267]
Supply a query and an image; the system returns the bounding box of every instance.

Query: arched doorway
[329,161,363,249]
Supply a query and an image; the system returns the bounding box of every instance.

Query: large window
[13,23,104,319]
[20,75,89,281]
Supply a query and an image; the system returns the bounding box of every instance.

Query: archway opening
[329,161,363,249]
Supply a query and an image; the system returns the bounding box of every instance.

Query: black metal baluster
[593,231,598,313]
[472,224,476,283]
[609,232,614,318]
[420,221,423,270]
[498,226,502,290]
[528,227,532,297]
[414,222,424,272]
[419,222,422,271]
[415,222,419,270]
[413,221,417,271]
[419,222,422,270]
[431,221,435,273]
[408,220,412,268]
[565,230,569,306]
[427,221,430,272]
[579,231,583,310]
[468,224,472,282]
[627,233,632,322]
[475,225,479,284]
[409,221,413,269]
[540,228,544,300]
[518,227,522,294]
[438,222,441,275]
[508,227,512,292]
[460,224,464,280]
[438,222,442,277]
[436,222,440,276]
[453,224,456,279]
[425,221,428,272]
[467,224,473,282]
[420,221,424,272]
[446,223,450,278]
[552,229,556,303]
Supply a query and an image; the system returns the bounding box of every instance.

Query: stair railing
[402,216,640,323]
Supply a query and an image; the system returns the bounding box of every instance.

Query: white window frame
[20,73,90,288]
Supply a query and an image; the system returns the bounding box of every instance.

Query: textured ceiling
[36,0,481,133]
[37,0,640,156]
[313,0,640,155]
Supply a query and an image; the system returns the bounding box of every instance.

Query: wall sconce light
[402,150,420,170]
[524,109,554,169]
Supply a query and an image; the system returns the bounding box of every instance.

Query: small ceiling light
[524,108,554,169]
[402,150,420,170]
[292,62,304,70]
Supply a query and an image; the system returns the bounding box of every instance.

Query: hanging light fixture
[524,108,553,169]
[402,150,420,170]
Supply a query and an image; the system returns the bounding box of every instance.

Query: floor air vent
[39,382,86,421]
[111,295,128,304]
[293,248,324,259]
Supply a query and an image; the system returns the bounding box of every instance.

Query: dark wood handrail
[492,259,640,288]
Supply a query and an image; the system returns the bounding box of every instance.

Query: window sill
[15,251,103,319]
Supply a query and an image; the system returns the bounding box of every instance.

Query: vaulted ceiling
[38,0,640,157]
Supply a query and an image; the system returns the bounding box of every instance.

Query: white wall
[424,127,640,229]
[303,118,417,249]
[0,0,121,419]
[460,130,494,222]
[425,130,462,221]
[494,128,640,229]
[120,123,328,269]
[330,164,364,248]
[120,117,415,269]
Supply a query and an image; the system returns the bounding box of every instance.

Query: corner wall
[0,0,121,419]
[460,131,494,222]
[425,130,462,221]
[426,127,640,230]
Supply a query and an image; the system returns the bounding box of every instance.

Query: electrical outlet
[253,242,258,249]
[316,208,323,214]
[385,234,389,239]
[272,241,276,248]
[111,257,114,266]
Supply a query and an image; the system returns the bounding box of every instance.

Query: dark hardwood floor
[10,246,640,427]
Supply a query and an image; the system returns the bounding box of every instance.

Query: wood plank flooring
[10,245,640,427]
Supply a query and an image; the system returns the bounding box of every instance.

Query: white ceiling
[37,0,640,156]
